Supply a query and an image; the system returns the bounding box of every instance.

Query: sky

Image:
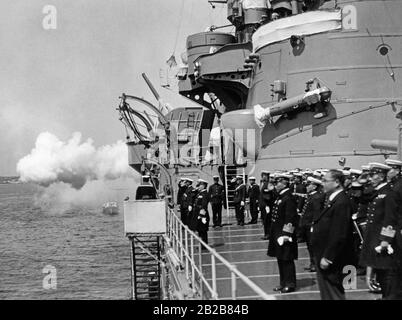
[0,0,228,175]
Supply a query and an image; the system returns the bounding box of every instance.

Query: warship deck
[200,211,378,300]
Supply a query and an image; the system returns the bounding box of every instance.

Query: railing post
[211,255,217,299]
[179,222,184,263]
[231,272,237,300]
[190,233,195,290]
[199,242,203,300]
[185,228,189,281]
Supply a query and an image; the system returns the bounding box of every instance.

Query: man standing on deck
[195,179,210,247]
[247,176,260,224]
[299,176,325,272]
[233,176,246,226]
[182,178,195,228]
[311,169,354,300]
[260,171,276,239]
[359,162,402,299]
[268,173,298,293]
[208,175,225,228]
[177,178,187,220]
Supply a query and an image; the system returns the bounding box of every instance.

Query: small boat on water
[102,201,119,215]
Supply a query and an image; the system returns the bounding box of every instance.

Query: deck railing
[166,208,274,300]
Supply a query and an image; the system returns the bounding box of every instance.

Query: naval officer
[233,175,247,226]
[208,175,225,228]
[267,173,298,293]
[247,176,260,224]
[299,176,325,272]
[195,179,210,247]
[359,163,401,299]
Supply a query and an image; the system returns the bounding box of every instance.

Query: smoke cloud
[17,132,131,189]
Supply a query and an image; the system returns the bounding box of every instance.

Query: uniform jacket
[310,190,354,269]
[259,181,277,208]
[182,186,195,208]
[359,183,401,269]
[267,188,298,260]
[233,184,246,205]
[300,191,325,228]
[292,182,307,213]
[177,183,187,207]
[208,183,225,205]
[248,184,260,202]
[194,189,210,232]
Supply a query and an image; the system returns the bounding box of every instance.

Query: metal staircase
[223,165,246,212]
[130,235,162,300]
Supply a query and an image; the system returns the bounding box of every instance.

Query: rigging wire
[172,0,186,56]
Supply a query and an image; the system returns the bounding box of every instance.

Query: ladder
[223,165,247,216]
[130,235,162,300]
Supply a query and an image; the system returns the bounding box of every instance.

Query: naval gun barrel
[254,86,331,128]
[142,73,160,101]
[370,139,398,152]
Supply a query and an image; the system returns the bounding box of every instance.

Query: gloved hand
[240,201,245,207]
[277,236,292,246]
[265,206,270,213]
[188,205,192,212]
[375,242,393,254]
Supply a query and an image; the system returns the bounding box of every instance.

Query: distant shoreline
[0,177,21,184]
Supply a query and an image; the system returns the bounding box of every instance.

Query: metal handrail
[166,208,274,300]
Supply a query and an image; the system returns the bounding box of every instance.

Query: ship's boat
[102,201,119,215]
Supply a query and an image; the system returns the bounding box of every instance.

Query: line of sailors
[258,161,402,299]
[177,177,213,248]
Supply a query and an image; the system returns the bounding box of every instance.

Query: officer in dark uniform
[183,178,196,229]
[267,173,298,293]
[292,173,307,243]
[260,171,277,239]
[195,179,210,247]
[385,158,402,297]
[311,169,354,300]
[359,162,402,300]
[385,159,402,214]
[177,178,187,220]
[299,176,325,272]
[292,173,307,213]
[208,175,225,228]
[233,175,246,226]
[247,176,260,224]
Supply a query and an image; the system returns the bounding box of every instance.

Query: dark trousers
[259,203,266,221]
[263,209,271,236]
[299,225,314,266]
[198,230,208,245]
[277,259,296,288]
[376,268,401,300]
[249,200,259,222]
[211,203,222,226]
[235,204,244,224]
[180,207,188,225]
[316,267,345,300]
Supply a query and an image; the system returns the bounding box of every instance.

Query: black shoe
[273,286,283,292]
[304,266,312,271]
[261,236,269,240]
[280,287,295,293]
[239,222,244,226]
[248,220,257,225]
[309,266,316,272]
